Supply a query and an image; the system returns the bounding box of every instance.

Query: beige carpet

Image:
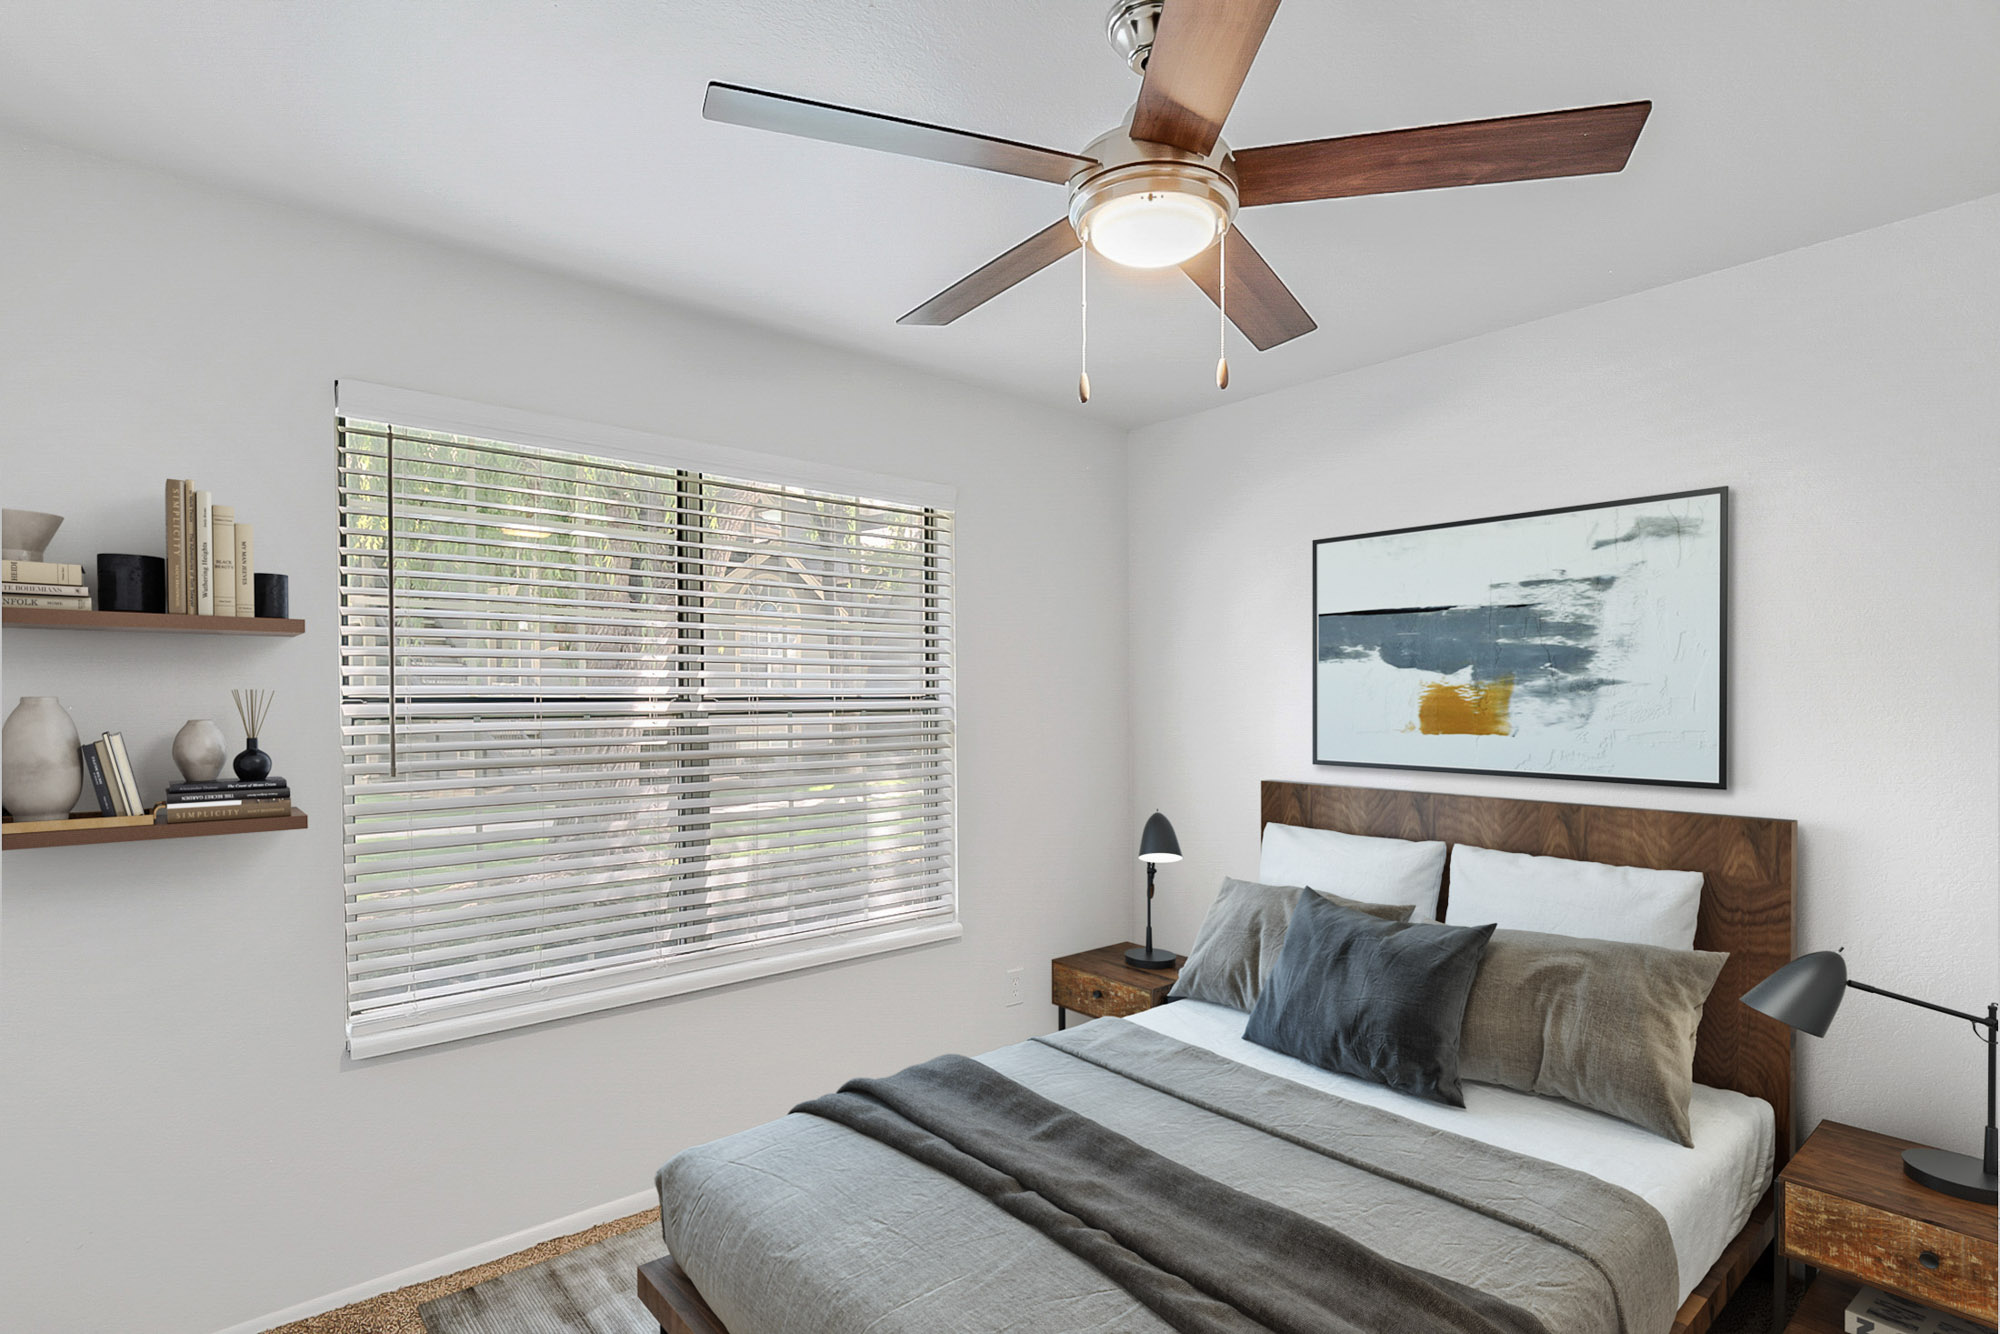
[260,1209,658,1334]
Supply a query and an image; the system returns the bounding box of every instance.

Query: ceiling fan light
[1081,191,1225,268]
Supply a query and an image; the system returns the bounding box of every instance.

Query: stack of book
[1844,1286,1994,1334]
[3,558,91,610]
[165,479,255,617]
[158,778,292,824]
[81,732,145,815]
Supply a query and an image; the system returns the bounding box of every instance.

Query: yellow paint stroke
[1417,677,1515,737]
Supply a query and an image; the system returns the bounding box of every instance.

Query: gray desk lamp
[1742,950,1997,1204]
[1127,811,1181,970]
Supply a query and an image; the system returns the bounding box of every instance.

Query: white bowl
[1,509,64,562]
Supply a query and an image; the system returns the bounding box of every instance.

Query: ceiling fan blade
[703,82,1095,185]
[1234,101,1652,207]
[1181,225,1315,351]
[899,220,1081,326]
[1129,0,1282,156]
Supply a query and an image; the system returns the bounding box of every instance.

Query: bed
[639,781,1797,1334]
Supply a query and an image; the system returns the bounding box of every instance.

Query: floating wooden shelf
[2,607,304,635]
[3,809,308,850]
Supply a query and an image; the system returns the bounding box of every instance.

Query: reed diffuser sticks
[231,688,275,740]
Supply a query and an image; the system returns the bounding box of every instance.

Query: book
[195,489,215,616]
[166,478,188,614]
[159,797,292,823]
[235,522,255,617]
[3,812,157,835]
[105,732,143,815]
[182,479,198,615]
[166,776,288,794]
[4,581,98,596]
[3,594,94,609]
[93,738,128,816]
[211,502,236,617]
[79,743,117,816]
[0,559,84,584]
[1845,1285,1995,1334]
[166,787,291,805]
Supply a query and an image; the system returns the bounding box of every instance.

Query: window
[335,386,956,1057]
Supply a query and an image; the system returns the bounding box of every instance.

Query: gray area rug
[420,1226,658,1333]
[420,1225,1799,1333]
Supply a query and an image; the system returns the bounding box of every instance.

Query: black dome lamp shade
[1743,950,1997,1204]
[1128,812,1181,970]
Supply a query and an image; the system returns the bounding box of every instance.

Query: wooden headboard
[1261,780,1798,1166]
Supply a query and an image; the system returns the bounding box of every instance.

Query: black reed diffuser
[231,688,276,781]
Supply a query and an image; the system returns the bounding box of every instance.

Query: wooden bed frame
[641,780,1797,1334]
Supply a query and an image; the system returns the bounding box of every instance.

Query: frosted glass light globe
[1082,191,1226,269]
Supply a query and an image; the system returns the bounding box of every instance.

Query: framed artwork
[1313,487,1727,788]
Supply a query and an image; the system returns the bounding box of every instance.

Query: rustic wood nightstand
[1774,1121,1998,1333]
[1050,943,1183,1030]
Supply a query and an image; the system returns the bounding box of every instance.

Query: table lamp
[1127,811,1181,970]
[1742,949,1997,1203]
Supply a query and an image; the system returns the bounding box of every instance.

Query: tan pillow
[1169,877,1414,1012]
[1458,928,1727,1146]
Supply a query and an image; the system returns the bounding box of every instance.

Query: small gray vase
[172,719,228,783]
[3,696,84,820]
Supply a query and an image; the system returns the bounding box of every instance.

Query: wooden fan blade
[703,82,1095,184]
[1181,226,1315,351]
[899,220,1081,326]
[1129,0,1282,156]
[1235,101,1651,207]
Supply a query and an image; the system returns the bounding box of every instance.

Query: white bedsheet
[1125,999,1773,1304]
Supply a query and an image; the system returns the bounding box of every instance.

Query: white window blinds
[337,411,956,1057]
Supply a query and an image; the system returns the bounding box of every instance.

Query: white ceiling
[4,1,1997,426]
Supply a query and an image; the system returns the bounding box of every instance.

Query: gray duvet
[657,1020,1680,1334]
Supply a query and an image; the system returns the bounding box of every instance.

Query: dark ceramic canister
[96,553,167,612]
[253,572,290,618]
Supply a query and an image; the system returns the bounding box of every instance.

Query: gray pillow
[1169,878,1414,1011]
[1458,928,1726,1146]
[1244,891,1495,1106]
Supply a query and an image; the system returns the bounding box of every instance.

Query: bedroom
[0,3,1995,1333]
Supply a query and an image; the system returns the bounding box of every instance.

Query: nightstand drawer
[1051,966,1158,1018]
[1783,1184,1999,1324]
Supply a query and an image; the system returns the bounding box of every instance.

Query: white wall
[1126,195,2000,1159]
[0,130,1132,1334]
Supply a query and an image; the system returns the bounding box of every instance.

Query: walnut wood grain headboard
[1262,780,1798,1167]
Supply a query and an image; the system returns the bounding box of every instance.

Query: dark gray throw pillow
[1244,891,1496,1106]
[1169,878,1415,1011]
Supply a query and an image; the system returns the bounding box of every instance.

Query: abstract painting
[1313,488,1726,788]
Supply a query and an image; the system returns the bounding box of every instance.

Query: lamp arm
[1846,979,1997,1031]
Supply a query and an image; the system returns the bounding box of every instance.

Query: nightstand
[1050,943,1183,1030]
[1774,1121,1998,1333]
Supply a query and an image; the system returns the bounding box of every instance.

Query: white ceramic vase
[1,509,64,562]
[3,696,84,820]
[172,718,228,783]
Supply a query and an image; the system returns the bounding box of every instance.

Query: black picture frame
[1311,486,1729,790]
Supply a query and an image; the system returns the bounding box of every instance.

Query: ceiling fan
[704,0,1650,391]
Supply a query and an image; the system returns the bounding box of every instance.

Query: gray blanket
[658,1020,1680,1334]
[796,1051,1550,1334]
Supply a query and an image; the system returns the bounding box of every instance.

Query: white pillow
[1257,823,1448,921]
[1445,844,1703,950]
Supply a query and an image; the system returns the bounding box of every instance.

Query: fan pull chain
[1216,235,1230,390]
[1078,245,1091,404]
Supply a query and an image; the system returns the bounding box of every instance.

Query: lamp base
[1902,1147,1999,1204]
[1125,946,1177,971]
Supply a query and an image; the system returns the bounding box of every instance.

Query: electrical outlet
[1004,966,1024,1007]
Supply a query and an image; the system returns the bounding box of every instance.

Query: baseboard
[210,1188,658,1334]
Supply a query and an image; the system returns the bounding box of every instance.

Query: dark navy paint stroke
[1318,605,1599,679]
